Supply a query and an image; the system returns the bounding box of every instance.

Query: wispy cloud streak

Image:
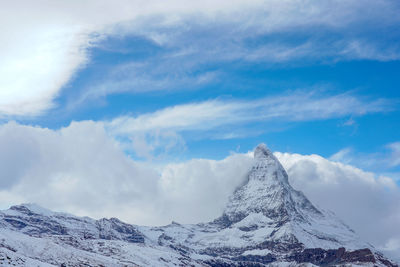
[107,92,393,135]
[104,91,395,157]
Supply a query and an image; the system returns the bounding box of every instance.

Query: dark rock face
[2,204,144,244]
[96,217,145,243]
[342,248,376,263]
[3,209,68,236]
[232,254,276,264]
[3,218,27,230]
[204,259,267,267]
[288,247,379,266]
[212,213,247,228]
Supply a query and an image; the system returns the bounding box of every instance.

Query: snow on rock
[0,144,398,266]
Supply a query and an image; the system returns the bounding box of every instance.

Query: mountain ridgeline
[0,144,397,266]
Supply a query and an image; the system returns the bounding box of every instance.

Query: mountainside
[0,144,397,266]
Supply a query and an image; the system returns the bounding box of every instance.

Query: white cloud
[0,121,162,224]
[0,0,262,116]
[2,0,399,116]
[0,24,90,116]
[107,100,241,134]
[157,154,254,223]
[130,130,186,160]
[0,4,93,116]
[329,147,355,164]
[73,69,220,108]
[108,93,392,135]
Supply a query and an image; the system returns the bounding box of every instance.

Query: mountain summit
[222,143,321,225]
[0,144,397,266]
[254,143,274,159]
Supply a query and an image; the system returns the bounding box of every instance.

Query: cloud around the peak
[0,121,400,260]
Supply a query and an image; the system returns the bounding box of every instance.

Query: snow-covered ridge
[0,144,397,266]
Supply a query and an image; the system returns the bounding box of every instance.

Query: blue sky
[3,0,398,178]
[58,57,400,160]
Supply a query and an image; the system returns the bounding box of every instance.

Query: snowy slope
[0,144,397,266]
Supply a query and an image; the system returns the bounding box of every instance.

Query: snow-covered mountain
[0,144,397,266]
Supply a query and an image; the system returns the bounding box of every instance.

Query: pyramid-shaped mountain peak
[254,143,273,159]
[221,144,319,226]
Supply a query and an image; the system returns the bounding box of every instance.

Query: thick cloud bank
[0,121,253,225]
[0,121,399,260]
